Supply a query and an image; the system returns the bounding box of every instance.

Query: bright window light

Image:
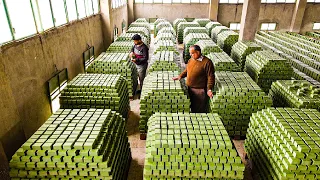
[313,23,320,30]
[85,0,94,16]
[35,0,54,31]
[144,0,153,3]
[154,0,163,3]
[200,0,209,3]
[135,0,144,3]
[66,0,78,21]
[307,0,320,2]
[51,0,67,27]
[172,0,181,3]
[182,0,191,3]
[261,23,277,31]
[230,23,240,30]
[163,0,172,3]
[92,0,99,13]
[191,0,200,2]
[6,0,37,39]
[76,0,86,19]
[0,1,12,44]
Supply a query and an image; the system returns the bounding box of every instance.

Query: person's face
[133,39,141,45]
[189,47,201,60]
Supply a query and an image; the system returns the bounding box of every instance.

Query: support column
[100,0,113,49]
[209,0,219,21]
[239,0,261,41]
[128,0,134,25]
[289,0,307,33]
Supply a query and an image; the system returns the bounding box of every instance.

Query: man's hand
[172,76,181,81]
[129,52,134,58]
[132,59,137,63]
[207,90,213,98]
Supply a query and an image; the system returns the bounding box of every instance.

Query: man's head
[189,45,202,60]
[132,34,142,45]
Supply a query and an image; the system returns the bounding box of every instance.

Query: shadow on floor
[127,155,144,180]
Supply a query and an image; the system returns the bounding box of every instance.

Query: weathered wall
[300,4,320,33]
[112,5,129,35]
[134,4,209,22]
[218,4,295,31]
[0,15,104,164]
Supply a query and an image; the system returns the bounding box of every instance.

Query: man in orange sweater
[173,45,215,113]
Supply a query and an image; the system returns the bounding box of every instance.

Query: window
[33,0,54,31]
[85,0,94,16]
[83,46,95,70]
[47,69,68,113]
[307,0,320,2]
[313,23,320,30]
[92,0,100,14]
[261,23,277,31]
[6,0,37,39]
[0,1,13,44]
[134,0,209,3]
[230,23,241,30]
[114,27,119,41]
[220,0,294,2]
[76,0,86,19]
[51,0,67,27]
[66,0,78,22]
[219,0,243,3]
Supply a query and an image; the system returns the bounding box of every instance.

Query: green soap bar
[58,170,68,176]
[68,170,78,176]
[56,162,66,168]
[52,156,62,162]
[77,162,87,168]
[46,162,56,168]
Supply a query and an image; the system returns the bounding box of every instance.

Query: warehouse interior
[1,0,320,179]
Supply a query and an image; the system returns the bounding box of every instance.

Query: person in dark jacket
[130,34,149,93]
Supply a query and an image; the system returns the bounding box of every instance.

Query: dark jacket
[131,43,149,65]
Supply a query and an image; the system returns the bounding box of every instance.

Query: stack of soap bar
[127,27,150,45]
[60,74,130,118]
[177,22,200,43]
[209,71,272,136]
[183,33,211,63]
[193,18,211,27]
[139,71,190,134]
[205,22,222,37]
[86,52,138,96]
[173,18,187,36]
[154,33,176,44]
[217,30,239,55]
[9,109,131,180]
[154,40,179,54]
[207,52,241,72]
[154,18,168,34]
[106,41,134,53]
[211,26,230,43]
[245,50,293,93]
[245,108,320,180]
[144,112,245,179]
[129,22,151,33]
[155,21,172,36]
[231,41,262,71]
[269,80,320,110]
[116,33,149,46]
[148,51,181,73]
[183,27,208,41]
[135,18,148,23]
[196,39,222,56]
[157,27,176,38]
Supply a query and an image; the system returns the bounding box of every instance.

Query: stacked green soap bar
[127,27,151,45]
[177,22,200,43]
[148,51,181,73]
[193,18,211,27]
[60,74,130,118]
[245,50,293,93]
[144,112,245,179]
[183,33,211,63]
[269,80,320,110]
[135,18,148,23]
[154,18,167,33]
[245,108,320,180]
[116,33,149,46]
[306,31,320,40]
[157,27,176,37]
[209,72,272,136]
[139,71,190,134]
[173,18,187,36]
[292,67,320,87]
[154,33,176,44]
[154,40,179,54]
[155,21,172,36]
[217,30,239,55]
[106,41,134,53]
[207,52,241,72]
[196,39,222,56]
[211,26,230,43]
[10,109,131,180]
[205,22,222,37]
[86,52,138,96]
[183,27,208,42]
[129,22,151,33]
[231,41,262,71]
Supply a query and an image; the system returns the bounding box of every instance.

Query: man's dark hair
[132,34,142,40]
[190,45,202,54]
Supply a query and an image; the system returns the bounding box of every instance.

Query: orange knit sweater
[179,56,215,90]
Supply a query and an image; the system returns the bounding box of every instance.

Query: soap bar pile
[207,52,241,72]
